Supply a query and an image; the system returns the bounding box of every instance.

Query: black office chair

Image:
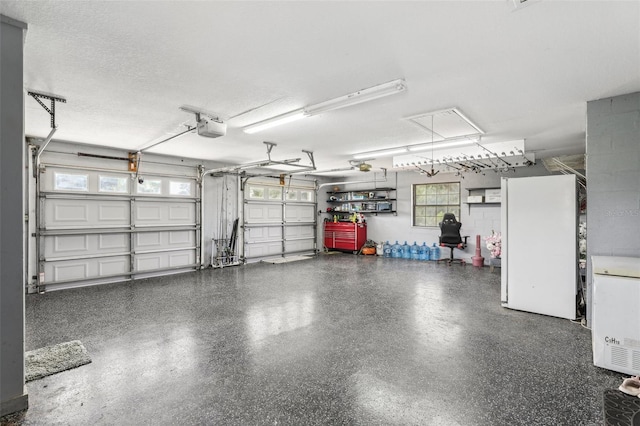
[438,213,468,265]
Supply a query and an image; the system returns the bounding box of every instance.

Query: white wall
[320,164,552,262]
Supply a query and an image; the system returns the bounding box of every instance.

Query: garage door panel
[245,242,282,259]
[245,203,283,223]
[134,231,195,251]
[45,255,130,282]
[98,257,129,275]
[134,201,196,226]
[98,204,128,221]
[285,226,314,239]
[169,230,193,245]
[285,239,315,253]
[169,205,192,220]
[44,234,129,259]
[99,234,129,250]
[39,166,200,289]
[45,199,129,228]
[246,226,282,243]
[135,249,195,271]
[243,181,315,261]
[285,205,315,222]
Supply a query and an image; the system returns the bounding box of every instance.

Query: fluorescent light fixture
[243,109,306,134]
[407,138,479,152]
[353,148,408,160]
[304,79,406,116]
[352,136,479,160]
[242,78,406,134]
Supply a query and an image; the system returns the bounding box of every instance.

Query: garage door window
[268,188,282,200]
[286,191,297,201]
[137,179,162,194]
[170,181,192,196]
[99,175,128,193]
[249,187,264,199]
[54,173,88,191]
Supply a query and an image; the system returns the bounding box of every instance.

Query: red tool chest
[323,222,367,253]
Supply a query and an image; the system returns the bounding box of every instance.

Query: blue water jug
[402,241,411,259]
[430,243,440,261]
[419,242,429,261]
[391,241,401,258]
[410,241,420,260]
[383,241,391,258]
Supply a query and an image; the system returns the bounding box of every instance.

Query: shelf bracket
[28,90,67,129]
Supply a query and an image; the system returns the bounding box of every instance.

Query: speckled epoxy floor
[8,255,623,425]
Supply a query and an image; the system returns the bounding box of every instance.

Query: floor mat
[603,388,640,426]
[25,340,91,382]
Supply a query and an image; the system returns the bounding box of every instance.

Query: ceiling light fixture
[353,147,408,160]
[243,109,307,134]
[304,79,406,116]
[407,137,479,152]
[243,79,406,134]
[351,136,480,160]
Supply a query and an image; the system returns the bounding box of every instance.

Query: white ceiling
[2,1,639,174]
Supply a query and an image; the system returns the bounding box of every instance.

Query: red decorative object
[472,234,485,267]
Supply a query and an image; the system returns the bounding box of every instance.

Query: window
[268,188,282,200]
[99,175,128,193]
[54,173,88,191]
[170,181,192,196]
[137,179,162,194]
[299,190,313,202]
[286,190,297,200]
[248,186,264,199]
[413,182,460,227]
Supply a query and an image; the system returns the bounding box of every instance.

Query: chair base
[437,245,466,266]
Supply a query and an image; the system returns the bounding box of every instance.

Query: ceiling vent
[404,108,484,142]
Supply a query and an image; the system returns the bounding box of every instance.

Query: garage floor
[11,254,621,425]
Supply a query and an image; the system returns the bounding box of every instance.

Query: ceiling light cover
[353,147,408,160]
[242,78,406,134]
[243,109,306,134]
[305,79,406,116]
[407,138,478,152]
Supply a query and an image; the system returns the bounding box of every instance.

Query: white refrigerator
[500,175,578,320]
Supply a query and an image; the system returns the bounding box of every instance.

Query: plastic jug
[410,241,420,260]
[402,241,411,259]
[419,242,429,261]
[391,241,401,258]
[430,243,441,261]
[383,241,392,258]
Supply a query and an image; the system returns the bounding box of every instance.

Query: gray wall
[586,92,640,325]
[1,15,29,416]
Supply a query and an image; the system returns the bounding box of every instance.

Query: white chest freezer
[592,256,640,375]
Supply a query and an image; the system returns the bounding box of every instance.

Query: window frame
[412,182,461,227]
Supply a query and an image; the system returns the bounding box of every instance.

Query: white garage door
[38,167,199,290]
[243,181,316,261]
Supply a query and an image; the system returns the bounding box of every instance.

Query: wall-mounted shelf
[324,187,397,216]
[464,187,501,213]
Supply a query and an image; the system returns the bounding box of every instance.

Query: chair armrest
[462,235,469,246]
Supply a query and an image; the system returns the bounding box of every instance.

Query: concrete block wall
[586,91,640,325]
